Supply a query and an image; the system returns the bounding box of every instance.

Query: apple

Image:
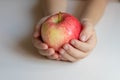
[40,12,82,51]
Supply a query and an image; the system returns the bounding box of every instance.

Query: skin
[33,0,108,62]
[33,16,60,60]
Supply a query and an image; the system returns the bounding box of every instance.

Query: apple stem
[58,12,62,23]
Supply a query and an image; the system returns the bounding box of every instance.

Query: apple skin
[41,12,82,51]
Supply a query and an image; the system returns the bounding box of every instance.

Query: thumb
[80,26,93,42]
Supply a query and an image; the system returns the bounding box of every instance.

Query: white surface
[0,1,120,80]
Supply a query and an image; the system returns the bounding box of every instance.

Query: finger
[32,38,48,50]
[47,53,59,60]
[38,16,50,25]
[59,55,68,61]
[63,44,88,59]
[33,24,41,38]
[80,25,94,42]
[59,49,77,62]
[60,57,68,61]
[38,48,55,56]
[70,39,91,52]
[87,32,97,46]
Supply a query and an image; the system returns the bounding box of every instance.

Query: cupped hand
[59,20,97,62]
[32,16,61,60]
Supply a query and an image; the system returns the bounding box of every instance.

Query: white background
[0,0,120,80]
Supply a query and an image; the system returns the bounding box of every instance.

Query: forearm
[44,0,67,15]
[80,0,108,26]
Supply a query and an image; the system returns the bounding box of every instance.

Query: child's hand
[32,16,60,60]
[59,20,97,62]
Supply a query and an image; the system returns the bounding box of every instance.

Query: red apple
[40,12,82,51]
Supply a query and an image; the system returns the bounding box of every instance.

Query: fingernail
[59,49,65,54]
[63,44,69,50]
[71,40,75,45]
[81,35,87,42]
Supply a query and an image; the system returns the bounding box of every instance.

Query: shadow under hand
[17,0,46,60]
[18,35,45,59]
